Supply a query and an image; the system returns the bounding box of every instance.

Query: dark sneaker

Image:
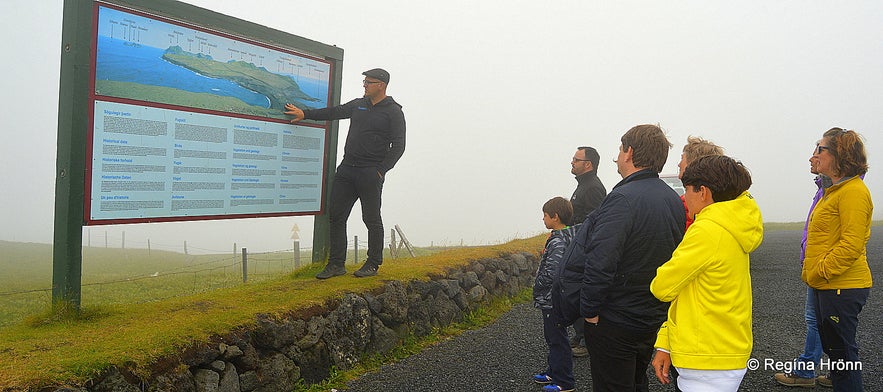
[774,372,816,387]
[532,373,552,385]
[315,264,347,279]
[817,374,832,388]
[542,384,574,392]
[353,262,379,277]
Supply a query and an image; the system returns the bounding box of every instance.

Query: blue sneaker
[543,384,574,392]
[532,373,553,384]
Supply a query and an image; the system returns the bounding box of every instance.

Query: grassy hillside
[1,242,311,328]
[162,47,319,110]
[1,221,879,389]
[94,80,288,119]
[0,237,545,390]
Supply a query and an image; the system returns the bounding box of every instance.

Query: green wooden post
[52,0,93,311]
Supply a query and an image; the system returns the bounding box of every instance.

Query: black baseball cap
[362,68,390,84]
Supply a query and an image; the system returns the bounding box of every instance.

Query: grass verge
[0,236,544,390]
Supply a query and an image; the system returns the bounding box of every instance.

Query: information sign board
[86,3,336,224]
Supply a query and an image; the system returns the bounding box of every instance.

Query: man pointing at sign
[285,68,406,279]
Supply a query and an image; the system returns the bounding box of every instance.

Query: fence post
[394,225,415,257]
[242,248,248,283]
[353,235,359,265]
[294,240,301,268]
[389,228,398,259]
[121,231,125,249]
[147,239,151,256]
[233,242,237,267]
[184,240,188,255]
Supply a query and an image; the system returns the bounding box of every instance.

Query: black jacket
[570,170,607,225]
[556,169,685,332]
[304,96,406,174]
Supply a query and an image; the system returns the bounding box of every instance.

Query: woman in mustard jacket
[650,155,763,391]
[803,128,872,391]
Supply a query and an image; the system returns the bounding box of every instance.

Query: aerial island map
[87,5,332,222]
[94,5,331,120]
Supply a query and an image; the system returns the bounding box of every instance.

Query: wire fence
[0,222,479,328]
[0,236,378,327]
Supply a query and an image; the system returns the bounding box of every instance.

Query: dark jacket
[303,96,406,174]
[570,170,607,225]
[534,225,578,310]
[553,219,597,325]
[558,169,685,332]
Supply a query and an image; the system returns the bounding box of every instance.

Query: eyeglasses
[815,145,830,155]
[362,80,383,86]
[572,158,591,163]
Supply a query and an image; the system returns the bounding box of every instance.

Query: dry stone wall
[51,251,538,392]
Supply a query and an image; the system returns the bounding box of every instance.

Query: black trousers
[328,165,384,266]
[584,320,656,392]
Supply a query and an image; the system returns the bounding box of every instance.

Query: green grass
[0,237,545,390]
[2,220,879,390]
[0,242,440,328]
[0,244,292,328]
[95,80,291,119]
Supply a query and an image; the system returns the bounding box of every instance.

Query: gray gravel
[344,229,883,391]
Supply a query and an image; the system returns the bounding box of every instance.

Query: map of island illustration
[94,5,331,121]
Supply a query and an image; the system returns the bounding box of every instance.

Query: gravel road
[344,229,883,391]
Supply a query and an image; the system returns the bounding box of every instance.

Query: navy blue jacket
[304,96,406,174]
[556,169,685,332]
[534,225,577,310]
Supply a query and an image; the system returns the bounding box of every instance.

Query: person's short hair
[682,135,724,163]
[822,127,868,178]
[542,196,573,226]
[578,146,600,169]
[620,124,672,173]
[681,155,752,202]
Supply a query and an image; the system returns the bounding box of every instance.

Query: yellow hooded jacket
[652,191,763,370]
[802,176,873,289]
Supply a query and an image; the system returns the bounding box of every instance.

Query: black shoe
[316,264,347,279]
[353,262,379,277]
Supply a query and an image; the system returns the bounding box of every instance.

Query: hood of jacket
[696,191,763,254]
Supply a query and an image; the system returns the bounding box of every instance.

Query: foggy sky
[2,0,881,254]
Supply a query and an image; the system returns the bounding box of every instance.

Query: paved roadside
[344,229,883,392]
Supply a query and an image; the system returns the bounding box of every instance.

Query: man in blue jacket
[285,68,406,279]
[575,124,685,391]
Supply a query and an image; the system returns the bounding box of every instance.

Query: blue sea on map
[96,36,325,109]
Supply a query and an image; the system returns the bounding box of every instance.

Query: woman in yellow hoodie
[803,128,872,391]
[649,155,764,391]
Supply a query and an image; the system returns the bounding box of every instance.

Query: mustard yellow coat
[802,176,873,290]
